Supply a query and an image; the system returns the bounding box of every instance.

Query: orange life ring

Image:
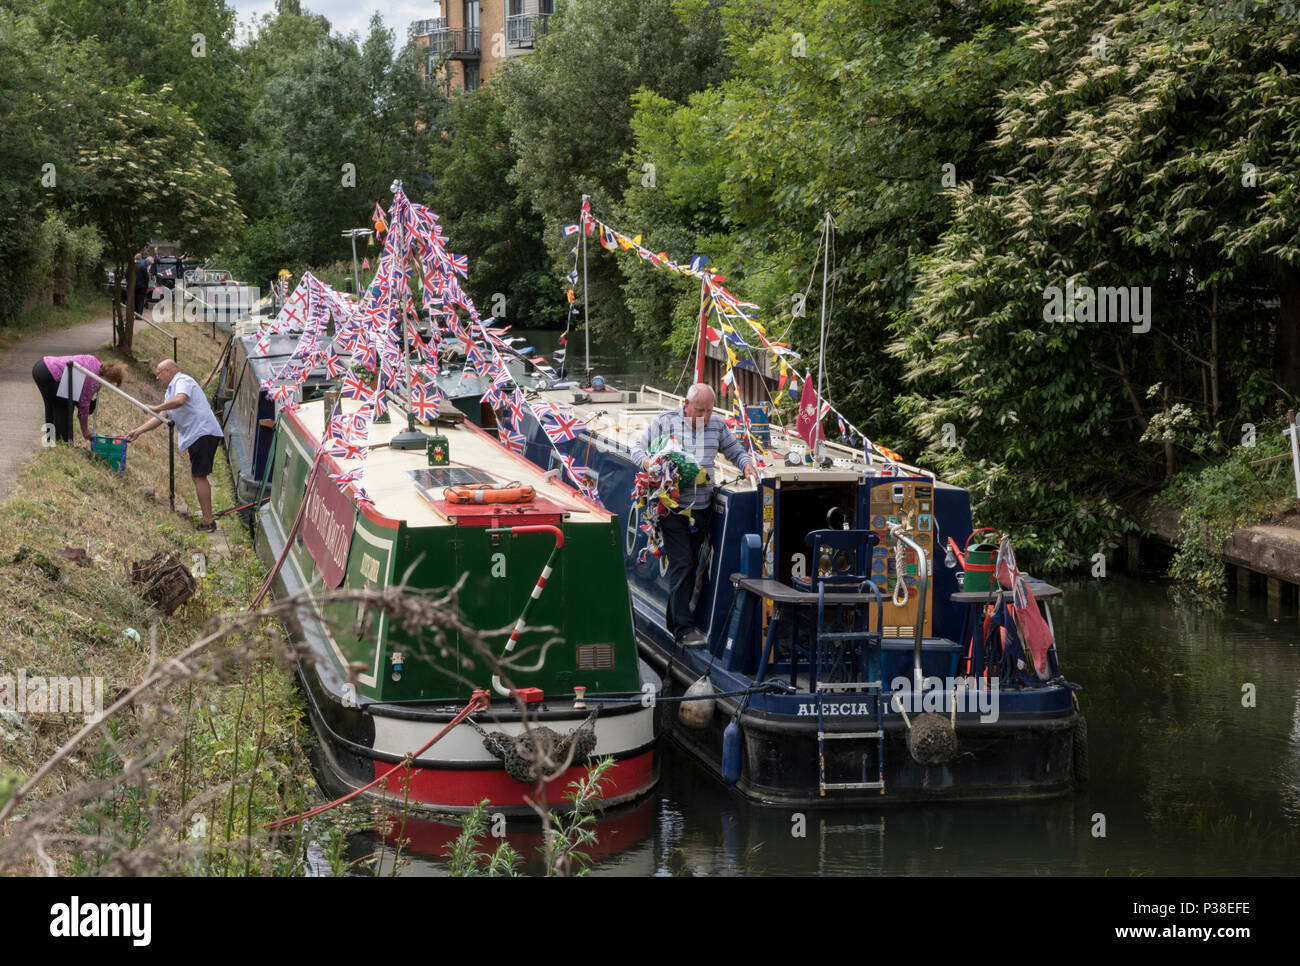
[445,483,536,505]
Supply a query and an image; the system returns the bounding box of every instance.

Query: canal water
[332,553,1300,877]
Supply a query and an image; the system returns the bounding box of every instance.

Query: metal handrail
[427,27,480,55]
[506,13,550,44]
[888,523,929,691]
[67,361,176,509]
[66,362,172,424]
[134,311,178,365]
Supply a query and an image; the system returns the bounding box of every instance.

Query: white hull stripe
[370,706,654,765]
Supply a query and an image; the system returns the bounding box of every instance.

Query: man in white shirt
[126,359,226,532]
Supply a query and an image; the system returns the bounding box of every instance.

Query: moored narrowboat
[510,384,1085,806]
[255,377,658,815]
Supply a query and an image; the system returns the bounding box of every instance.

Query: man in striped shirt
[632,383,758,646]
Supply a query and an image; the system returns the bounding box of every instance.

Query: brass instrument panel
[869,481,934,638]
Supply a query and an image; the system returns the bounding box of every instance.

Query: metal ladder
[814,581,886,795]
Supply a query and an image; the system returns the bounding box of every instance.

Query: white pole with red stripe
[486,525,564,697]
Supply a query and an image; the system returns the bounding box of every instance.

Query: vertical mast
[388,180,429,449]
[582,194,591,384]
[815,210,832,454]
[694,276,709,387]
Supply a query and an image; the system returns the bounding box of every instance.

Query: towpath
[0,317,116,503]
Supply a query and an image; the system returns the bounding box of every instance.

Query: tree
[72,83,243,350]
[30,0,246,168]
[891,0,1300,567]
[425,91,565,328]
[615,0,1028,421]
[229,12,444,285]
[494,0,731,343]
[0,9,107,321]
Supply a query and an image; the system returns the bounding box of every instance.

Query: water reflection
[330,543,1300,875]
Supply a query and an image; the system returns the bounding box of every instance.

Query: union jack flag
[506,391,525,424]
[449,253,468,278]
[324,441,365,460]
[269,385,296,407]
[482,376,509,411]
[323,349,344,378]
[507,429,528,455]
[531,400,564,421]
[409,382,441,420]
[330,468,365,487]
[352,342,377,370]
[354,488,375,509]
[543,411,583,443]
[340,372,369,399]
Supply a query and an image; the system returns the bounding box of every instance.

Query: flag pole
[581,194,591,385]
[815,210,831,455]
[693,276,709,387]
[388,181,430,451]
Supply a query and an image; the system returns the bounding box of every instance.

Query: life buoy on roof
[444,482,536,505]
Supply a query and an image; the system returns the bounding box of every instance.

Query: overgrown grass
[0,315,326,875]
[1155,418,1298,602]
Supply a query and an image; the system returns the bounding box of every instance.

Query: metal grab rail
[134,311,178,366]
[65,362,171,425]
[888,522,929,691]
[67,361,175,510]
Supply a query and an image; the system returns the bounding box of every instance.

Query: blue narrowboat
[513,385,1086,806]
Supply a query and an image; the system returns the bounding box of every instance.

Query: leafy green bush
[1158,419,1297,601]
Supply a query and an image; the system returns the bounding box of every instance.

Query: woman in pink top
[32,355,127,442]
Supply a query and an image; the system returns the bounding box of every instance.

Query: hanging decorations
[573,201,909,468]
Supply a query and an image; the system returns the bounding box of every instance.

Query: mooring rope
[264,689,490,831]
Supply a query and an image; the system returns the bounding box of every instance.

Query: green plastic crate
[91,434,127,474]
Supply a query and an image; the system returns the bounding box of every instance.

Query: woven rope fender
[478,715,598,784]
[906,712,958,767]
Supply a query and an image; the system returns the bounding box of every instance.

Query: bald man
[631,383,759,646]
[126,359,225,532]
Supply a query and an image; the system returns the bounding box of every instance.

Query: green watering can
[947,527,1002,593]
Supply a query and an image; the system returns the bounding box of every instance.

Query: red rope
[249,451,323,610]
[266,689,491,831]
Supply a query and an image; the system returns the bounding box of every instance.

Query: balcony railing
[410,17,446,38]
[506,13,550,47]
[427,27,480,58]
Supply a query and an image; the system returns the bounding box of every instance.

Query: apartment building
[411,1,554,91]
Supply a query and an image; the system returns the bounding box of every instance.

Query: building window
[464,0,479,31]
[464,63,480,91]
[509,0,522,16]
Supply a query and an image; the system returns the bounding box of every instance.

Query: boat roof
[283,395,610,529]
[529,384,943,488]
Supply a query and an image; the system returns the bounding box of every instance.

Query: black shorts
[187,434,222,478]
